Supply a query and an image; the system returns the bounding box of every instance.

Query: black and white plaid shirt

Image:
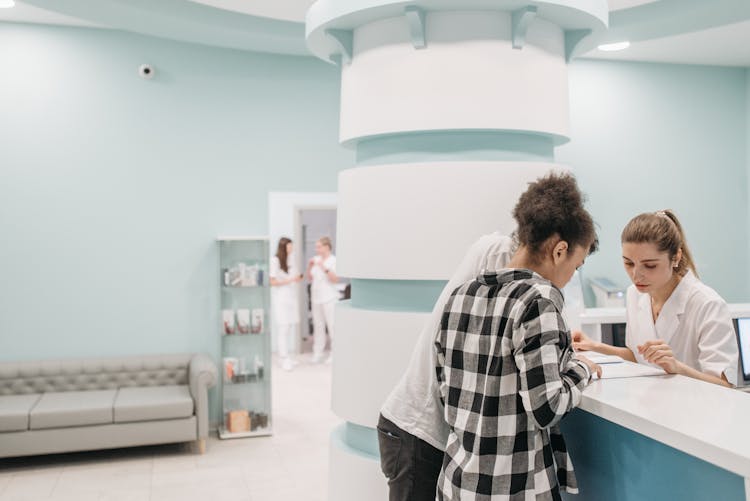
[435,269,591,501]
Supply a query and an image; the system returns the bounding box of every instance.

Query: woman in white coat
[270,237,303,371]
[574,210,738,387]
[306,236,338,364]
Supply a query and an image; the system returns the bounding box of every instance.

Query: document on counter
[595,361,666,380]
[583,351,625,365]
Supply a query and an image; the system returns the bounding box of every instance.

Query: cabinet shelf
[218,427,272,439]
[224,375,264,385]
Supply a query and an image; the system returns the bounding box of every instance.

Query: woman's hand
[638,340,681,374]
[294,274,304,283]
[575,354,602,379]
[572,330,598,352]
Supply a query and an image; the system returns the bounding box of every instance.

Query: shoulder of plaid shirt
[435,270,593,498]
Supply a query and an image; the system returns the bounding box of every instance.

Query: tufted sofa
[0,353,217,458]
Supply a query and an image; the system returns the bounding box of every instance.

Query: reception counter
[330,304,750,501]
[562,304,750,501]
[561,373,750,501]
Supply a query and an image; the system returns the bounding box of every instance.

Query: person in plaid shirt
[435,173,602,501]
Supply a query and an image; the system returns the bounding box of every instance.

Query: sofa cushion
[0,394,42,432]
[29,390,116,430]
[114,385,193,423]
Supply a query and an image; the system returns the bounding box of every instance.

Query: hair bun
[512,172,597,258]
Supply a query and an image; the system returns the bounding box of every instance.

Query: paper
[596,361,666,380]
[584,351,625,365]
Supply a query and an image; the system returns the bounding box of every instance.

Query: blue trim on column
[560,409,746,501]
[512,6,538,49]
[325,28,353,64]
[306,0,608,61]
[350,279,447,312]
[404,6,427,49]
[565,29,592,62]
[331,422,380,460]
[355,131,555,166]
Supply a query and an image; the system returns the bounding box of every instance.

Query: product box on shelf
[222,262,265,288]
[251,308,263,334]
[226,410,251,433]
[237,309,250,334]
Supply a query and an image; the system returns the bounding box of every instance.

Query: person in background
[378,231,515,501]
[270,237,303,371]
[573,210,738,387]
[436,172,601,500]
[307,236,338,364]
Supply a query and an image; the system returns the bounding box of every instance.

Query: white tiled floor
[0,356,339,501]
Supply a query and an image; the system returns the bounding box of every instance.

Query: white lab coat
[270,256,299,326]
[625,270,738,385]
[310,255,337,304]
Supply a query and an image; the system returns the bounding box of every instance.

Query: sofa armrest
[188,353,218,439]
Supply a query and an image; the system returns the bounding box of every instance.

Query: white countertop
[579,374,750,478]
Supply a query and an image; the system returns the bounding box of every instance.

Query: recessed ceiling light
[598,41,631,52]
[0,0,15,8]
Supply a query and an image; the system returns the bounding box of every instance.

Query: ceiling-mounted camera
[138,64,155,79]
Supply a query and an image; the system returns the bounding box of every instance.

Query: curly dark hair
[512,172,598,261]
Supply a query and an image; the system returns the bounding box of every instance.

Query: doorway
[267,192,339,358]
[295,207,349,354]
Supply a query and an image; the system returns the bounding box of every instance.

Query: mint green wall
[0,24,353,372]
[559,60,749,303]
[2,24,749,373]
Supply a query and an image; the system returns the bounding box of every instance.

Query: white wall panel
[336,161,565,279]
[340,12,569,144]
[332,303,429,427]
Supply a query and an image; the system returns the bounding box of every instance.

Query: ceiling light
[598,41,631,52]
[0,0,15,8]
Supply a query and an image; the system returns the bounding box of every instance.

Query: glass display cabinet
[217,237,272,438]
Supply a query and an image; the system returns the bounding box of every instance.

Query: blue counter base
[561,409,746,501]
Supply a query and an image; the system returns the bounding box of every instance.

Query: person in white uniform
[306,236,338,364]
[574,210,738,387]
[270,237,303,371]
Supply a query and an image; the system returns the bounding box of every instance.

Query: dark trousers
[377,414,444,501]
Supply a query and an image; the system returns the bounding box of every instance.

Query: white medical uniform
[625,270,738,386]
[270,255,299,360]
[380,232,514,450]
[310,254,337,361]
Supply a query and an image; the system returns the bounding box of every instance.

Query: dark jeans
[377,414,444,501]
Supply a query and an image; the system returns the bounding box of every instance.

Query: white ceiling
[584,19,750,67]
[187,0,314,23]
[0,1,98,27]
[0,0,661,25]
[607,0,658,12]
[1,0,748,67]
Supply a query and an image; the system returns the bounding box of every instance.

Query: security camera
[138,64,155,79]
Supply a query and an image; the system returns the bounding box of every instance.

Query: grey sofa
[0,353,217,459]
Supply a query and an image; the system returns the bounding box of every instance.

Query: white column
[306,2,608,499]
